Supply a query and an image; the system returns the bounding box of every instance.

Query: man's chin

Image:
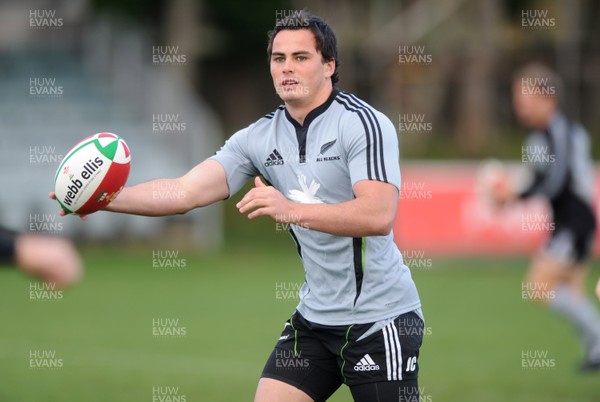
[277,92,305,104]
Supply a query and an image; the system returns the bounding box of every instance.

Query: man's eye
[296,56,306,61]
[274,57,284,62]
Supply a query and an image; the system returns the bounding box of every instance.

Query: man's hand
[16,233,82,288]
[477,160,515,208]
[48,192,88,220]
[489,174,515,207]
[237,178,396,237]
[236,177,294,222]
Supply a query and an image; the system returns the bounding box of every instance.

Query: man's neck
[285,86,334,126]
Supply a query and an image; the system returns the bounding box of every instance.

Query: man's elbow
[174,201,192,215]
[368,214,395,236]
[174,193,209,215]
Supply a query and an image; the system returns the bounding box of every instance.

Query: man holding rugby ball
[53,11,423,402]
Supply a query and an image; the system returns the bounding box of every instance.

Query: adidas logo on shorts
[353,354,380,371]
[264,149,284,167]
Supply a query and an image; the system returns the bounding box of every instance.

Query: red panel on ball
[75,159,131,215]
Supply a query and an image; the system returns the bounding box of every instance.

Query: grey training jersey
[211,89,421,325]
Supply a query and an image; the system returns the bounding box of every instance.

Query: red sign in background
[393,163,600,257]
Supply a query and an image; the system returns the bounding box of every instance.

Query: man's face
[511,81,556,130]
[270,29,335,106]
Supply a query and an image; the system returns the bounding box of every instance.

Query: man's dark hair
[267,11,340,85]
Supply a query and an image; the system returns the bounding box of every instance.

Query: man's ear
[324,59,335,79]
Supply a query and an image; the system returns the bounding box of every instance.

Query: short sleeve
[209,127,259,197]
[342,111,401,189]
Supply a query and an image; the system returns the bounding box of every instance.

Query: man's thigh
[259,313,343,402]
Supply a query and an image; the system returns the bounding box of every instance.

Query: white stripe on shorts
[383,322,403,381]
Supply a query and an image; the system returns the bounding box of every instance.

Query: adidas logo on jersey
[354,354,380,371]
[264,149,284,167]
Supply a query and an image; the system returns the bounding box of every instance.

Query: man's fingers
[237,199,252,213]
[236,195,249,210]
[247,210,259,219]
[51,192,68,216]
[236,186,269,210]
[236,187,257,209]
[237,179,281,219]
[51,193,88,220]
[247,207,268,219]
[254,176,266,187]
[238,197,265,214]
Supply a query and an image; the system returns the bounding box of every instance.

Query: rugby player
[492,63,600,371]
[54,11,424,401]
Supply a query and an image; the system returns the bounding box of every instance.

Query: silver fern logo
[317,139,340,162]
[320,139,337,154]
[288,174,324,204]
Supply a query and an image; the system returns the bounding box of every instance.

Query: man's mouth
[281,78,299,88]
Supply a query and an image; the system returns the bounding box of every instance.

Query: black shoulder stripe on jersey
[336,93,387,182]
[340,92,387,182]
[338,92,387,181]
[346,93,388,182]
[263,105,285,120]
[335,96,373,180]
[338,93,380,181]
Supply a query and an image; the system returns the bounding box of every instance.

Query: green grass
[1,243,599,401]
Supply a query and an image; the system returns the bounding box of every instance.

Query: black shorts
[544,222,595,264]
[261,310,424,402]
[0,227,18,265]
[547,196,597,264]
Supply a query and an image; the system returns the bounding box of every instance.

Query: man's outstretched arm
[105,159,229,216]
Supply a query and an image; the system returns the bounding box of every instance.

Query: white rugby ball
[54,132,131,215]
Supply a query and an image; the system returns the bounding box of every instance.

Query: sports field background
[3,1,600,401]
[1,225,599,402]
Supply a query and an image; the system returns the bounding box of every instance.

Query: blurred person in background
[0,226,82,288]
[492,63,600,371]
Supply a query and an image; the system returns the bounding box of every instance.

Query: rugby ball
[54,132,131,215]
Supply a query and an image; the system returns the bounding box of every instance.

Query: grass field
[1,235,599,401]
